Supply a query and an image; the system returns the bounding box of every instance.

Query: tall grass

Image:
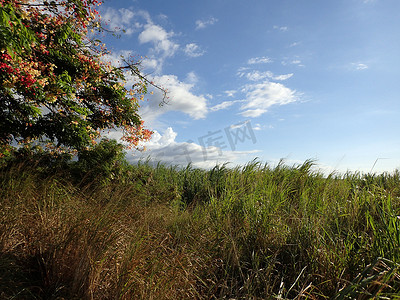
[1,153,400,299]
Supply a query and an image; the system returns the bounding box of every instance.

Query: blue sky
[99,0,400,173]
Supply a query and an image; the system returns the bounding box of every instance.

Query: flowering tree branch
[0,0,159,153]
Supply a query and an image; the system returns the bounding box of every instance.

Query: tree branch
[119,59,169,106]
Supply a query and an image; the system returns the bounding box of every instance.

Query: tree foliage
[0,0,153,152]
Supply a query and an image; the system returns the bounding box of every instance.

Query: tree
[0,0,155,153]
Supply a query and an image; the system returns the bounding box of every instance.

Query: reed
[1,154,400,299]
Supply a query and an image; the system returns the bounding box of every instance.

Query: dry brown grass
[2,159,400,299]
[0,165,214,299]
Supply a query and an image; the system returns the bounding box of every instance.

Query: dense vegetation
[0,0,154,154]
[1,142,400,299]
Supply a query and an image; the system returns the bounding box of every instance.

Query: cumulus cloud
[195,17,218,30]
[127,127,260,168]
[138,74,208,123]
[240,81,298,117]
[155,75,207,118]
[247,56,273,64]
[99,10,210,124]
[101,8,181,73]
[147,127,177,147]
[139,24,179,58]
[184,43,205,57]
[100,52,206,129]
[233,58,299,118]
[137,24,179,73]
[141,58,159,70]
[101,7,145,35]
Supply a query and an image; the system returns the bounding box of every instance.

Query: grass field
[1,145,400,299]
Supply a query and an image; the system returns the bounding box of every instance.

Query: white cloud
[155,75,207,118]
[237,67,250,74]
[238,70,293,81]
[241,109,267,118]
[195,17,218,30]
[289,42,300,47]
[210,100,242,112]
[137,23,179,73]
[101,51,130,67]
[229,120,250,129]
[273,25,288,32]
[244,70,270,81]
[139,24,167,43]
[157,13,168,21]
[127,127,260,168]
[139,74,208,123]
[224,90,237,97]
[141,58,159,70]
[139,24,179,57]
[147,127,177,147]
[281,59,305,67]
[240,81,298,117]
[101,7,144,35]
[184,43,205,57]
[252,123,272,131]
[273,73,294,81]
[101,9,179,73]
[247,56,273,64]
[253,123,262,131]
[351,63,369,70]
[185,71,198,84]
[101,52,206,127]
[100,9,180,74]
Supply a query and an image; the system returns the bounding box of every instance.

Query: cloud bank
[128,127,260,168]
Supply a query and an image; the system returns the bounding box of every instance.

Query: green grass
[1,153,400,299]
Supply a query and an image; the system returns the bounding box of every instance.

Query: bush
[71,139,128,185]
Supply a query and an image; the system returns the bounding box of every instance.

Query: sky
[98,0,400,174]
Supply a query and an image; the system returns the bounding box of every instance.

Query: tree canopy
[0,0,154,153]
